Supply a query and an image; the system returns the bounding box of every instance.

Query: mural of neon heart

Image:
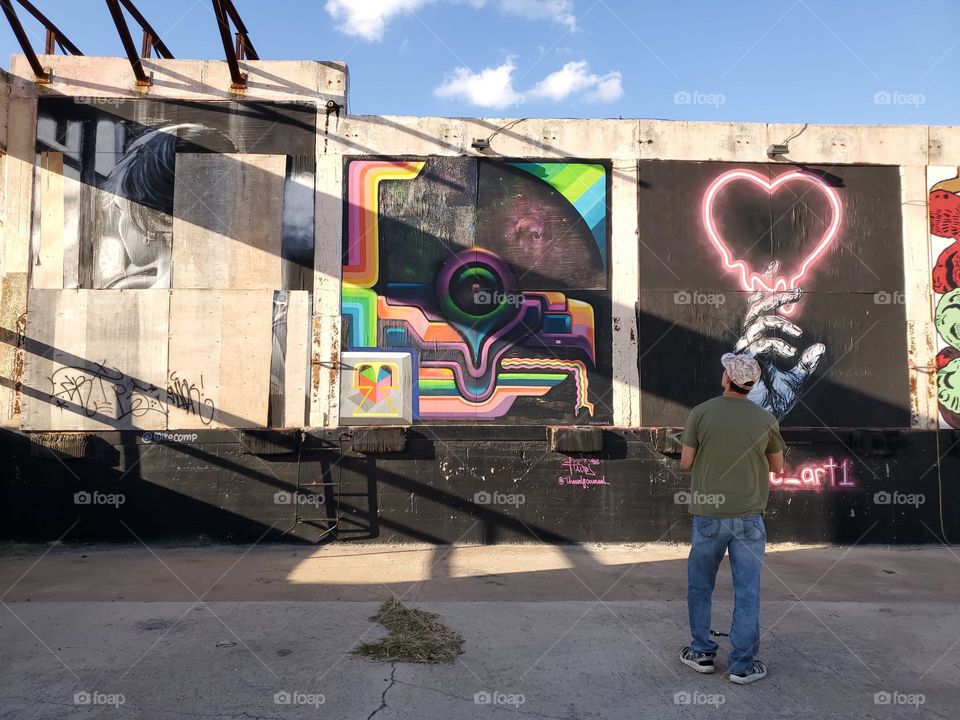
[702,169,842,316]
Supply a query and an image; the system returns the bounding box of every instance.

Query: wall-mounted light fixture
[766,123,808,160]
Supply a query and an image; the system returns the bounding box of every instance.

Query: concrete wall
[2,56,958,544]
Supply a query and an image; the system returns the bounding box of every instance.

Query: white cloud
[325,0,485,41]
[325,0,576,41]
[529,60,623,103]
[498,0,577,31]
[434,60,525,108]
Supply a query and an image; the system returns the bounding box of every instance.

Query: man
[678,352,785,685]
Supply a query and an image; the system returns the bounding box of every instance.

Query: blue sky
[1,0,958,124]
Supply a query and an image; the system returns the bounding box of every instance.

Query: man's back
[681,396,784,517]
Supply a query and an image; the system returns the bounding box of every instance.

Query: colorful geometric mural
[341,158,611,424]
[929,167,960,428]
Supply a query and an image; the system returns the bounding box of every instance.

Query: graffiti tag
[47,362,215,426]
[166,371,215,425]
[48,361,166,421]
[769,456,855,489]
[559,456,609,486]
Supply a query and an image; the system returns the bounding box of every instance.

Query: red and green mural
[930,168,960,428]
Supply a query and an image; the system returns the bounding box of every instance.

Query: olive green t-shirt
[681,396,786,517]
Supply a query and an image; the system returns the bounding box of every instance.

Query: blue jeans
[687,514,766,674]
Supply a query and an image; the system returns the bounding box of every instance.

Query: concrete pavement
[1,543,958,719]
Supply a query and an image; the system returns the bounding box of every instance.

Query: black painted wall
[2,428,955,545]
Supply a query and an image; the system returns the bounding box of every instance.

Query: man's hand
[734,261,825,419]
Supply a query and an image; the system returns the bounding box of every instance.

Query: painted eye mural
[929,168,960,428]
[340,158,612,425]
[636,161,910,428]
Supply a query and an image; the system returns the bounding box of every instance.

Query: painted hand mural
[735,262,825,419]
[339,158,611,425]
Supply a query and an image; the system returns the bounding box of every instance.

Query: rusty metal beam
[1,0,82,82]
[105,0,151,86]
[16,0,82,54]
[221,0,257,59]
[211,0,245,89]
[117,0,174,59]
[1,0,46,80]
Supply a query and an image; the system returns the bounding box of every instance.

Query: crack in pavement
[367,663,397,720]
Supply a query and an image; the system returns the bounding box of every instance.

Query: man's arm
[766,450,784,473]
[765,423,786,473]
[680,408,699,470]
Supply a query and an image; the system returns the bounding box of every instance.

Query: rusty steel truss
[2,0,259,89]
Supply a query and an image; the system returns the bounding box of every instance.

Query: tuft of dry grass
[354,597,463,664]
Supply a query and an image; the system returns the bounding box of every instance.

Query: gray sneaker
[679,646,716,674]
[729,660,767,685]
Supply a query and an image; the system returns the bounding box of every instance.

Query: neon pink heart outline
[702,169,842,316]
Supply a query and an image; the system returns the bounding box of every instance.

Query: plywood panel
[33,152,65,289]
[22,290,169,431]
[172,153,286,290]
[168,290,273,428]
[283,291,310,427]
[167,290,222,429]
